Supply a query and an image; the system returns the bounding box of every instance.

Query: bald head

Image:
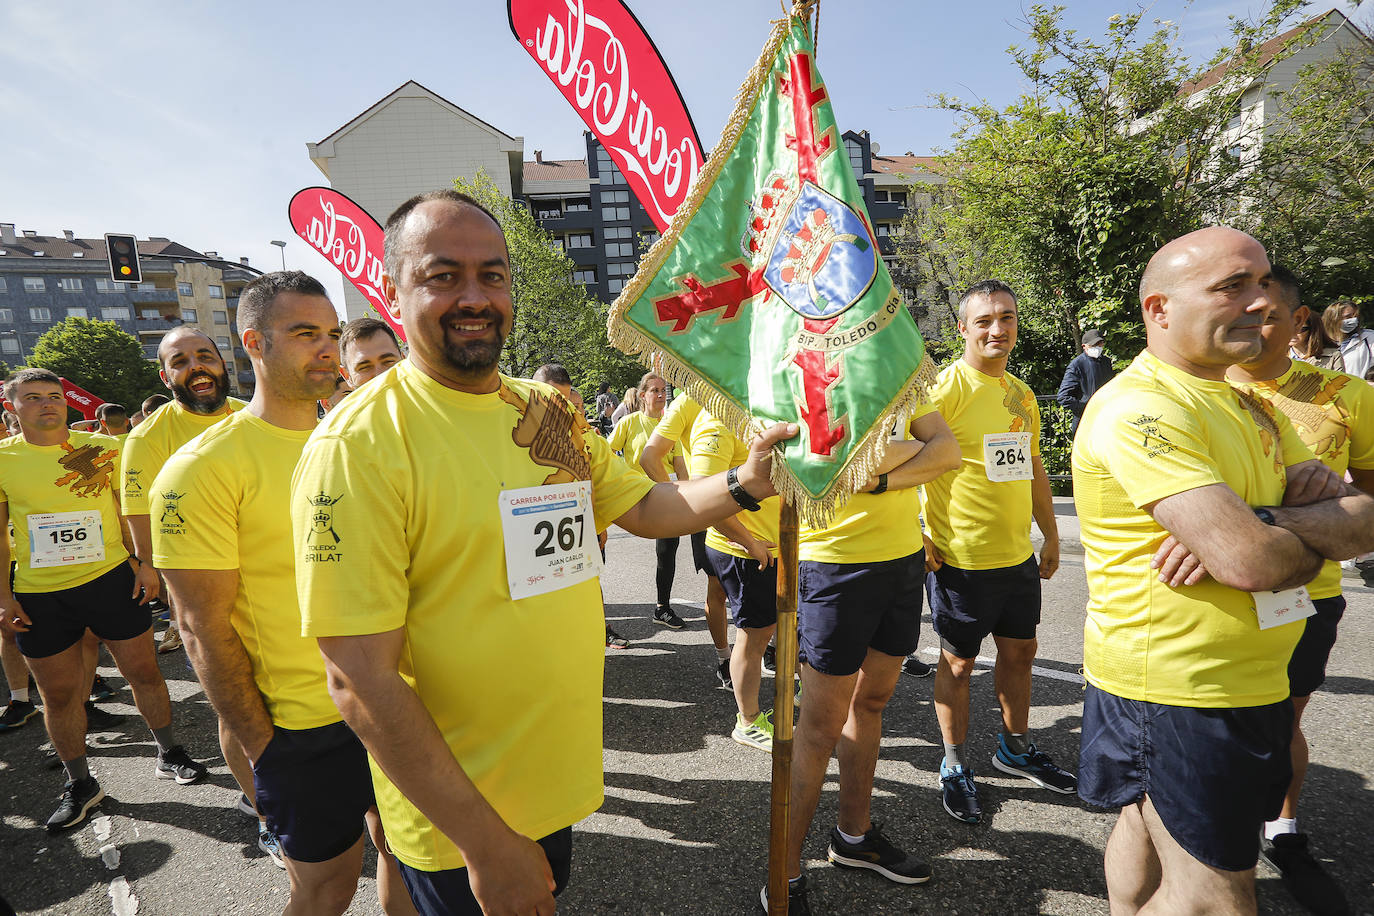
[157,327,219,369]
[1139,226,1265,306]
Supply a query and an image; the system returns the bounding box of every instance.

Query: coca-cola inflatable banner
[61,379,105,420]
[509,0,704,230]
[288,187,405,342]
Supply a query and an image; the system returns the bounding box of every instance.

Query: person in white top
[1326,300,1374,381]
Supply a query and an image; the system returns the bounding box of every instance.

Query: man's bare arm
[119,503,159,603]
[1149,483,1323,592]
[1268,487,1374,561]
[1350,466,1374,495]
[162,568,274,757]
[639,434,676,483]
[878,413,960,491]
[1030,455,1060,579]
[318,628,556,915]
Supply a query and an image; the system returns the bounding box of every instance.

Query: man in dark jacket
[1058,328,1115,435]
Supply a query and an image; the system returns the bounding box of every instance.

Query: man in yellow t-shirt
[156,273,412,913]
[921,280,1071,828]
[639,391,734,676]
[0,368,206,833]
[339,316,404,389]
[773,403,958,907]
[1075,227,1374,914]
[1226,265,1374,912]
[292,190,794,915]
[96,403,130,438]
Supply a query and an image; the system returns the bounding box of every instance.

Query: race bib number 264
[499,482,600,600]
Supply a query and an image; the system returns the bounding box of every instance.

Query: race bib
[1252,585,1315,631]
[499,482,599,600]
[984,432,1032,482]
[28,511,106,568]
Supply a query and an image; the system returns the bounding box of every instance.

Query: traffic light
[104,233,141,284]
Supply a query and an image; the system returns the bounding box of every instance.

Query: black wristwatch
[872,473,889,495]
[726,467,762,512]
[1254,507,1278,526]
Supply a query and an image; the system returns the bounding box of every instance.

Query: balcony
[237,370,255,386]
[130,287,178,304]
[134,313,184,332]
[233,347,247,361]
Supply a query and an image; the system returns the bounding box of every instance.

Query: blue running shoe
[991,735,1077,794]
[939,759,981,824]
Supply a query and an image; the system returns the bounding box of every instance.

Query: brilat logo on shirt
[303,491,344,564]
[1127,414,1176,458]
[158,491,187,532]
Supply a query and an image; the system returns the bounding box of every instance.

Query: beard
[440,308,507,375]
[171,370,230,414]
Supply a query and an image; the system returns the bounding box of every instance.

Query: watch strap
[726,466,762,512]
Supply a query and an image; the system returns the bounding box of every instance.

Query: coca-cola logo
[60,379,104,419]
[287,187,406,342]
[510,0,704,231]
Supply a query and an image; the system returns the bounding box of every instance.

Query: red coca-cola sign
[509,0,704,231]
[61,379,105,420]
[288,187,406,342]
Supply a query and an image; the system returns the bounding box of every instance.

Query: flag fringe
[606,0,938,529]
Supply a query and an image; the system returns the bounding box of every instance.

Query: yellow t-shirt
[151,412,339,730]
[120,399,246,514]
[800,403,938,564]
[0,431,127,592]
[687,410,780,560]
[607,411,681,478]
[923,360,1040,570]
[291,363,653,872]
[1233,361,1374,600]
[1074,350,1316,707]
[655,394,702,458]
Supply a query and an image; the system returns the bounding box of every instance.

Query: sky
[2,0,1365,314]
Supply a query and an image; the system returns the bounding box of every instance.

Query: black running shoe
[46,776,105,832]
[827,822,932,885]
[1260,832,1349,916]
[715,659,733,689]
[154,745,207,785]
[654,606,686,629]
[758,874,811,914]
[762,644,776,673]
[940,761,982,824]
[605,626,629,649]
[991,736,1077,794]
[0,700,38,731]
[89,675,116,703]
[902,655,933,677]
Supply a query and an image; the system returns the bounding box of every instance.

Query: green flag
[607,6,935,526]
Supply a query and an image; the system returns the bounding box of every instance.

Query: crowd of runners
[0,191,1370,916]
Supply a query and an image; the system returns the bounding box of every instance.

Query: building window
[889,191,907,208]
[605,227,631,240]
[572,268,597,285]
[566,233,593,249]
[845,137,864,177]
[142,344,159,359]
[564,198,590,212]
[876,223,891,237]
[177,282,193,296]
[0,278,7,292]
[536,203,563,220]
[550,237,564,252]
[608,278,625,294]
[23,277,44,293]
[208,285,224,299]
[0,338,18,355]
[607,261,637,276]
[639,230,661,248]
[0,309,12,323]
[606,242,633,258]
[67,307,88,319]
[182,309,197,322]
[213,310,228,324]
[600,190,630,205]
[101,307,130,320]
[59,277,83,293]
[29,307,51,321]
[216,336,231,349]
[95,278,122,293]
[604,207,630,222]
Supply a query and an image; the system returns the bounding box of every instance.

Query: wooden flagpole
[767,495,800,914]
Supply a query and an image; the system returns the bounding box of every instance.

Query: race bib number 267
[499,482,600,600]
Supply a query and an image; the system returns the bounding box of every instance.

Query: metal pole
[767,495,800,915]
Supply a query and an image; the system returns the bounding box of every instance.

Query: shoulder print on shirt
[502,383,592,484]
[1233,388,1282,472]
[55,440,118,498]
[1125,413,1177,458]
[1274,370,1352,462]
[1002,378,1035,433]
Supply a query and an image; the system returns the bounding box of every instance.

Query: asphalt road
[2,530,1371,915]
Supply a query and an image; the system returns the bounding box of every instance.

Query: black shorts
[1079,685,1292,871]
[705,546,777,630]
[398,827,572,916]
[797,552,923,677]
[252,721,375,863]
[15,563,151,659]
[1289,595,1345,698]
[927,556,1040,659]
[690,530,715,576]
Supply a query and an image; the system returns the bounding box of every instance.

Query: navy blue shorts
[797,552,923,677]
[15,563,151,658]
[398,826,572,916]
[927,556,1040,659]
[705,546,777,630]
[252,721,375,863]
[1079,685,1293,871]
[690,530,714,576]
[1289,595,1345,698]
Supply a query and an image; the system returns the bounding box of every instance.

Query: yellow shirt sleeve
[1349,378,1374,470]
[119,432,160,515]
[1089,389,1225,510]
[1275,407,1316,470]
[607,416,630,453]
[688,416,735,478]
[151,450,238,570]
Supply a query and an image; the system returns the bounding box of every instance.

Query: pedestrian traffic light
[104,233,141,284]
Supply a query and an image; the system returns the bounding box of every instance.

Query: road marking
[919,647,1084,684]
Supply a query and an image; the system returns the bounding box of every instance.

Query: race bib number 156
[499,482,600,600]
[28,511,106,568]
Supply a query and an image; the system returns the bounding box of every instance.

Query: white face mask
[1341,317,1360,334]
[1085,346,1103,359]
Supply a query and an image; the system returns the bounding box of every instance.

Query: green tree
[896,1,1311,396]
[1253,21,1374,308]
[451,172,644,398]
[27,317,161,418]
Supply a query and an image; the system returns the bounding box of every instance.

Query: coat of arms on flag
[607,3,935,526]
